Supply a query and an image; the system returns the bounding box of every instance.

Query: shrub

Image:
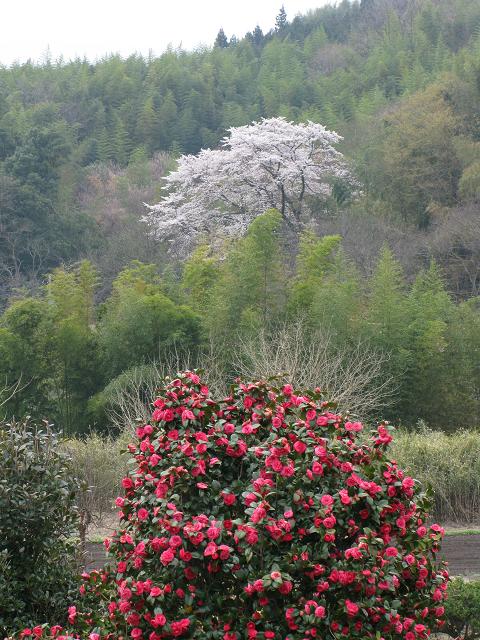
[16,372,448,639]
[444,578,480,640]
[0,419,79,635]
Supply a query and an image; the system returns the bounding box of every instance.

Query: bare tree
[102,346,228,433]
[0,375,29,418]
[232,321,395,418]
[426,204,480,299]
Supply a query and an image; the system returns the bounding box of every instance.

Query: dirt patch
[439,534,480,577]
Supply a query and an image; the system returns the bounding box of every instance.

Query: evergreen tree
[288,231,342,315]
[214,28,229,49]
[252,25,265,48]
[275,5,288,33]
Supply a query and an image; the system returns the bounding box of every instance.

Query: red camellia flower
[16,372,449,640]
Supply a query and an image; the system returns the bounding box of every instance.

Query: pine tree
[97,127,115,163]
[113,116,132,166]
[275,5,288,33]
[214,28,229,49]
[252,25,265,48]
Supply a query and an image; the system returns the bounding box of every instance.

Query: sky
[1,0,331,66]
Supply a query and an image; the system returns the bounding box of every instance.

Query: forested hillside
[0,0,480,432]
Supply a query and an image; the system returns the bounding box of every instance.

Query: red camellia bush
[17,371,449,640]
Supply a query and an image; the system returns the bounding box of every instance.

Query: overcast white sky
[1,0,330,66]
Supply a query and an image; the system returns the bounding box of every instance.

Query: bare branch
[232,320,396,418]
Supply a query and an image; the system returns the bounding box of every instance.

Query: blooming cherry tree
[143,118,356,254]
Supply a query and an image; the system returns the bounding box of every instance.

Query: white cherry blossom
[143,117,357,254]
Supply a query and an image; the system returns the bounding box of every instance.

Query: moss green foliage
[0,420,79,635]
[444,578,480,639]
[0,208,479,433]
[0,0,480,291]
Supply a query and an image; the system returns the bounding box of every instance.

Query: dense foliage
[0,420,79,635]
[0,210,479,432]
[444,578,480,640]
[15,371,449,639]
[0,0,480,433]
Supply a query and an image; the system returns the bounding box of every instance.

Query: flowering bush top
[16,372,448,640]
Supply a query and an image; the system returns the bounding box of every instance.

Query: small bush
[17,372,448,639]
[444,578,480,640]
[0,419,79,635]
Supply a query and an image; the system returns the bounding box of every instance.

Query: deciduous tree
[144,118,356,254]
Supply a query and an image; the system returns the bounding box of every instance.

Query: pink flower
[169,535,182,548]
[312,461,323,475]
[294,441,307,454]
[385,546,398,557]
[131,629,143,639]
[314,606,326,618]
[345,600,359,616]
[151,614,166,628]
[149,453,160,466]
[251,506,267,523]
[244,396,254,408]
[170,619,190,636]
[204,542,218,556]
[160,548,175,566]
[279,580,293,594]
[345,421,363,432]
[320,494,334,506]
[207,525,221,539]
[138,508,149,521]
[221,492,236,505]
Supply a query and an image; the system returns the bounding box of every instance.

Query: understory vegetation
[0,211,478,433]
